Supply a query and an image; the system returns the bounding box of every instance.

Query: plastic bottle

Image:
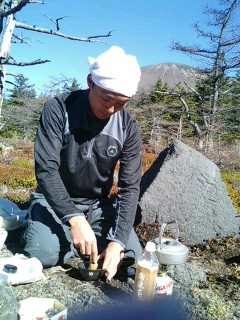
[134,241,159,299]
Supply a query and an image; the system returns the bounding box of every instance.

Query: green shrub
[0,165,36,189]
[221,170,240,213]
[10,159,34,169]
[0,128,22,139]
[219,132,240,142]
[0,144,4,156]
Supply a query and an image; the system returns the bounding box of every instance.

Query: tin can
[155,272,173,296]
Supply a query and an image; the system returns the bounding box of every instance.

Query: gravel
[0,247,134,319]
[1,235,239,320]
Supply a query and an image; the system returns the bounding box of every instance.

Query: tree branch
[183,81,203,101]
[4,58,50,66]
[88,30,115,39]
[0,121,5,131]
[12,33,32,45]
[172,42,217,58]
[0,0,44,18]
[43,14,68,31]
[6,71,17,77]
[178,95,203,136]
[15,21,112,43]
[5,79,16,85]
[224,61,240,69]
[222,37,240,47]
[193,22,218,41]
[154,90,203,136]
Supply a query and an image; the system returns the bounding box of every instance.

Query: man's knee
[23,221,60,267]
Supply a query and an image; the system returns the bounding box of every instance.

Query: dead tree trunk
[0,0,112,124]
[0,0,16,118]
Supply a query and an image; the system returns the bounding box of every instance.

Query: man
[24,46,142,280]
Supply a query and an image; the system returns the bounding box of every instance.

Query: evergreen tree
[62,78,81,93]
[9,74,36,104]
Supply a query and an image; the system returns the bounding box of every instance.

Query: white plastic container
[18,297,67,320]
[0,254,45,285]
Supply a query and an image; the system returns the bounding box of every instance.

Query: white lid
[145,241,156,252]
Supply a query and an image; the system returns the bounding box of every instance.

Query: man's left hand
[100,241,124,281]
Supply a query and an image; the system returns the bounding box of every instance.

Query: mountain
[137,63,204,94]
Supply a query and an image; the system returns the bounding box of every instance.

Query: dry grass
[0,139,239,214]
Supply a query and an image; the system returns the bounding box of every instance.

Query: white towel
[88,46,141,97]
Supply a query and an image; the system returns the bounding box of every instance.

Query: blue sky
[6,0,220,94]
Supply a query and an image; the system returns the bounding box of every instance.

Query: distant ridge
[137,63,204,94]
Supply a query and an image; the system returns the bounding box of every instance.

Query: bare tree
[171,0,240,152]
[41,74,82,97]
[153,87,205,148]
[0,0,112,118]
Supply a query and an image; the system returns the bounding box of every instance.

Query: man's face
[88,77,130,120]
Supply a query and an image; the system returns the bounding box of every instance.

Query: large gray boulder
[137,140,239,244]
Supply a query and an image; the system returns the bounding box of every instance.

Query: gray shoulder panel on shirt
[100,112,125,147]
[63,109,126,146]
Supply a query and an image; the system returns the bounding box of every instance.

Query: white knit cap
[88,46,141,97]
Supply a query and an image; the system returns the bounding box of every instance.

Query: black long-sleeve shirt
[35,89,142,247]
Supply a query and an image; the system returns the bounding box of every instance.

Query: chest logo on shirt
[107,146,117,157]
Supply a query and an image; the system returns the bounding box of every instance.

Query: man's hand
[69,216,98,264]
[101,241,124,281]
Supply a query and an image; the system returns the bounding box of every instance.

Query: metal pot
[78,260,103,281]
[153,220,189,265]
[78,256,135,281]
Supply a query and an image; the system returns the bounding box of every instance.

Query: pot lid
[158,237,188,254]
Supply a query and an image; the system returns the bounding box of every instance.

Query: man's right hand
[68,216,98,264]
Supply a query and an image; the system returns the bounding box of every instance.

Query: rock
[0,285,20,320]
[0,143,13,157]
[138,140,239,245]
[167,263,207,288]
